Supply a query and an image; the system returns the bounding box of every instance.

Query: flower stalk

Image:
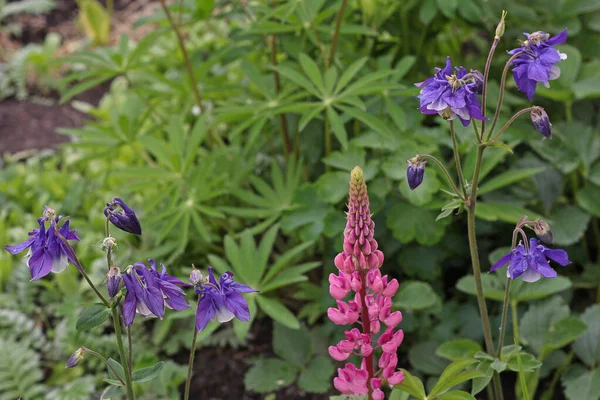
[184,298,200,400]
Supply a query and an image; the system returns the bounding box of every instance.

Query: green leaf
[551,206,591,246]
[194,0,214,19]
[273,323,312,368]
[486,140,514,154]
[392,369,426,400]
[475,202,542,224]
[438,391,476,400]
[409,341,449,375]
[563,369,600,400]
[399,170,440,207]
[256,295,299,329]
[386,202,450,245]
[541,316,588,358]
[335,57,367,93]
[244,358,297,393]
[520,297,570,356]
[326,107,349,149]
[419,0,438,24]
[299,53,324,93]
[478,168,544,195]
[297,356,335,393]
[506,353,542,372]
[430,359,483,397]
[337,105,394,138]
[132,361,164,383]
[514,340,531,400]
[471,359,492,395]
[576,185,600,216]
[573,305,600,368]
[455,274,505,302]
[76,303,111,331]
[394,281,440,310]
[511,277,572,302]
[436,340,483,361]
[107,358,126,383]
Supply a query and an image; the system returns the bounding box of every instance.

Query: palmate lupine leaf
[207,224,319,336]
[222,157,303,232]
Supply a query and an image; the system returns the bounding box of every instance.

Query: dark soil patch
[182,321,331,400]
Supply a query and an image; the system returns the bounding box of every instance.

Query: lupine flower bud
[531,106,552,138]
[107,267,122,299]
[407,157,426,190]
[66,347,85,368]
[333,364,369,395]
[104,197,142,235]
[533,220,553,244]
[371,378,384,400]
[495,10,507,39]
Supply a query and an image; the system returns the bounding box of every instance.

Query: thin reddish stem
[359,270,374,400]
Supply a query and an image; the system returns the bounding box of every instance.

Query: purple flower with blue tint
[3,207,80,280]
[415,57,486,126]
[122,259,189,326]
[530,106,552,138]
[194,267,258,332]
[508,29,568,101]
[490,238,570,282]
[107,267,123,299]
[104,197,142,235]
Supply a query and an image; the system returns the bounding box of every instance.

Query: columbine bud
[107,267,122,299]
[104,197,142,235]
[495,10,507,39]
[531,106,552,138]
[102,236,117,253]
[66,347,85,368]
[533,220,553,244]
[406,157,426,190]
[190,268,204,285]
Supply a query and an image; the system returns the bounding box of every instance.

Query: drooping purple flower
[415,57,486,126]
[3,207,80,280]
[530,106,552,138]
[194,267,258,332]
[490,238,570,282]
[65,347,85,368]
[104,197,142,235]
[508,29,568,101]
[406,158,426,190]
[122,260,189,326]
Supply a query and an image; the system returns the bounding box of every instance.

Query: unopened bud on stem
[495,10,507,39]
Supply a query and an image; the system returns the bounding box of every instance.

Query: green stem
[127,325,133,383]
[487,51,529,140]
[268,30,292,157]
[481,38,500,137]
[449,120,467,198]
[565,100,573,122]
[511,300,520,346]
[419,154,465,200]
[467,146,503,400]
[82,347,126,387]
[491,107,534,141]
[112,308,135,400]
[497,277,512,357]
[326,0,348,68]
[324,111,331,157]
[184,299,200,400]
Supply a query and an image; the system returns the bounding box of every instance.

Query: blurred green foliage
[1,0,600,397]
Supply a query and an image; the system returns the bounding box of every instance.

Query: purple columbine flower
[415,56,486,126]
[122,260,189,326]
[508,29,568,101]
[3,207,80,280]
[104,197,142,235]
[194,267,258,332]
[406,158,426,190]
[65,347,85,368]
[530,106,552,138]
[490,238,570,282]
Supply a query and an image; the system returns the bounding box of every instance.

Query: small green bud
[495,10,507,39]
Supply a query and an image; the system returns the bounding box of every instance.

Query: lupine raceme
[328,166,404,400]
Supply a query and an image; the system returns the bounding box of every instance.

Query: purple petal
[415,77,434,87]
[29,248,53,280]
[229,281,259,293]
[122,287,137,326]
[508,254,528,279]
[4,237,36,255]
[527,61,550,83]
[196,296,216,331]
[442,57,452,76]
[224,291,251,322]
[544,248,570,266]
[490,252,511,272]
[546,29,568,46]
[144,286,165,319]
[165,293,189,311]
[521,268,542,283]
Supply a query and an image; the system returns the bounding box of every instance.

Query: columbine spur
[490,237,570,282]
[415,56,486,126]
[193,267,258,332]
[3,207,80,280]
[508,29,568,100]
